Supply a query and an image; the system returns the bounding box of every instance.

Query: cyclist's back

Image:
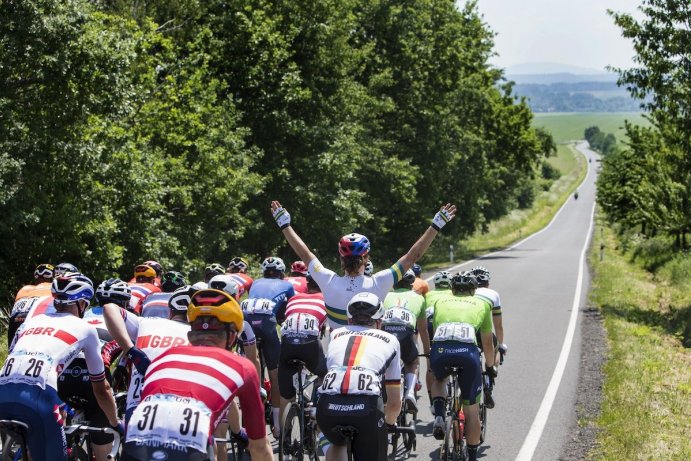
[317,293,402,461]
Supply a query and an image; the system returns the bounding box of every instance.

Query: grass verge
[588,217,691,460]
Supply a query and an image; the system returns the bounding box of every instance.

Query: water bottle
[458,408,466,439]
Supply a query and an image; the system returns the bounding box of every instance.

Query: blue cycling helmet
[338,233,370,257]
[52,273,94,303]
[412,264,422,277]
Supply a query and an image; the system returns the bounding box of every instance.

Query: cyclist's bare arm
[271,201,316,265]
[92,379,119,426]
[481,332,496,368]
[103,303,135,351]
[417,316,431,356]
[385,383,402,425]
[244,343,261,383]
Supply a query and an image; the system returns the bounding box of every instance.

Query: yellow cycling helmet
[134,264,157,279]
[188,289,244,334]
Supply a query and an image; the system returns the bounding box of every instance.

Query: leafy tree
[608,0,690,247]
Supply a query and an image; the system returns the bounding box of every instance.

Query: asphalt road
[410,141,599,461]
[268,141,599,460]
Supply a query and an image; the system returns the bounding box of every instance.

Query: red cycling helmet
[338,233,370,257]
[290,261,308,276]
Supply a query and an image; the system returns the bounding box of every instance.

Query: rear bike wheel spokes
[279,402,304,461]
[1,435,24,461]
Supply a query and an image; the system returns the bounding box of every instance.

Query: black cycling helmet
[347,292,384,325]
[451,271,478,294]
[96,278,132,307]
[34,263,55,281]
[169,285,198,317]
[161,271,187,293]
[54,262,78,277]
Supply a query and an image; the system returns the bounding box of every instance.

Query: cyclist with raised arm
[103,284,193,423]
[226,256,254,296]
[317,292,401,461]
[0,272,121,461]
[382,269,429,413]
[121,289,273,461]
[269,200,456,330]
[429,272,496,461]
[243,256,295,436]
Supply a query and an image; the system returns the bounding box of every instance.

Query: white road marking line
[515,202,596,461]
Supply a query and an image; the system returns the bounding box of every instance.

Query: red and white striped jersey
[281,293,327,338]
[127,282,160,314]
[140,345,265,440]
[1,312,106,390]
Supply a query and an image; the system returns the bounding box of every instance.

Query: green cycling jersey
[432,293,492,342]
[382,288,426,328]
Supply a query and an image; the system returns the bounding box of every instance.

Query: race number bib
[126,370,145,411]
[241,298,276,315]
[0,350,53,389]
[433,322,476,344]
[127,394,212,453]
[282,313,320,337]
[382,307,415,327]
[319,366,381,396]
[11,297,40,318]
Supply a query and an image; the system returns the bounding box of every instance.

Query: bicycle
[439,365,468,461]
[0,420,29,461]
[388,364,417,461]
[63,425,121,460]
[279,359,320,461]
[255,338,273,429]
[213,431,248,461]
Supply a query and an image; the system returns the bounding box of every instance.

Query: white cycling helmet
[433,271,452,288]
[346,292,384,320]
[208,274,240,299]
[96,278,132,306]
[169,285,197,315]
[52,273,94,304]
[364,261,374,276]
[261,257,286,273]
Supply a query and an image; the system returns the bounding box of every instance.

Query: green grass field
[533,112,649,143]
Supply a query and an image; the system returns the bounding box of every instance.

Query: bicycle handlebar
[64,425,121,460]
[387,425,416,435]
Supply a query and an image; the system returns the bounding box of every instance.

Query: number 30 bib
[127,394,212,453]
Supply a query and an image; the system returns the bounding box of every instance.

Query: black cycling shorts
[278,336,327,399]
[58,358,114,445]
[245,313,281,370]
[382,324,419,365]
[316,394,387,461]
[430,341,482,405]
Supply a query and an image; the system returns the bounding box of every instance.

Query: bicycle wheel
[399,405,415,452]
[479,392,487,444]
[280,402,304,461]
[440,416,452,461]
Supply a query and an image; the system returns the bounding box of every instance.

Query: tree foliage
[601,0,690,248]
[1,0,551,301]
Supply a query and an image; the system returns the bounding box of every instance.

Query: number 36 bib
[127,394,212,453]
[382,307,415,328]
[433,322,476,344]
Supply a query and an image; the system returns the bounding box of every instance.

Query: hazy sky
[474,0,644,72]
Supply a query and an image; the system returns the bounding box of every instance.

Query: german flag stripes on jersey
[320,326,401,396]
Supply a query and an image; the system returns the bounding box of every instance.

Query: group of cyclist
[0,200,508,461]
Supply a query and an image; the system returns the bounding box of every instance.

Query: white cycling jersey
[475,287,501,312]
[0,312,106,390]
[309,258,404,329]
[119,308,190,412]
[319,325,401,396]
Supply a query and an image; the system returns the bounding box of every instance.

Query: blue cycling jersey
[247,278,296,317]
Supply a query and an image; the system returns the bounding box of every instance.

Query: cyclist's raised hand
[431,203,457,231]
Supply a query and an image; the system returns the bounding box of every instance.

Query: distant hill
[501,62,636,112]
[505,62,607,75]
